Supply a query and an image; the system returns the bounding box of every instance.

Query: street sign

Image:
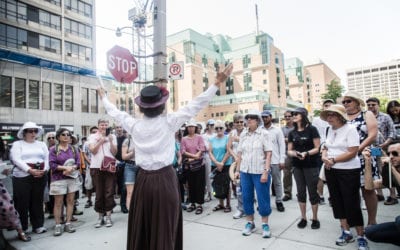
[107,45,138,83]
[168,62,184,80]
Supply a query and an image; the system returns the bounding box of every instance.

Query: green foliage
[320,79,344,103]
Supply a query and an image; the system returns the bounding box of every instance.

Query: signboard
[168,62,184,80]
[107,45,138,83]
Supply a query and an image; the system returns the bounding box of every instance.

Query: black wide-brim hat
[134,85,169,108]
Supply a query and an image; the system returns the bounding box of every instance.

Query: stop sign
[107,45,138,83]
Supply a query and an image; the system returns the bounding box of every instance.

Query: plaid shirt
[375,112,395,144]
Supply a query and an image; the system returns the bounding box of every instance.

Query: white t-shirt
[324,124,360,170]
[10,140,49,177]
[88,132,116,169]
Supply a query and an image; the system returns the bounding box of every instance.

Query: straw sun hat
[320,104,348,121]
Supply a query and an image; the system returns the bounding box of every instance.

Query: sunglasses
[367,104,377,107]
[235,121,244,124]
[246,115,259,120]
[389,151,399,157]
[60,133,71,137]
[215,127,224,130]
[25,129,38,134]
[342,99,353,105]
[284,115,292,118]
[47,137,55,140]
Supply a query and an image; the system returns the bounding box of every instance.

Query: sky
[96,0,400,86]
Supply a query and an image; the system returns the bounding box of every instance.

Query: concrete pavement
[4,190,399,250]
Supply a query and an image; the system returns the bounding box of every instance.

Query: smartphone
[370,147,382,157]
[105,127,111,136]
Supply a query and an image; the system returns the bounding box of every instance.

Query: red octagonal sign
[107,45,138,83]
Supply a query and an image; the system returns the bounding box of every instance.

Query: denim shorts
[124,162,139,184]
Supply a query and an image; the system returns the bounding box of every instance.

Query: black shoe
[376,194,385,202]
[297,219,307,228]
[276,202,285,212]
[282,195,292,202]
[319,196,326,205]
[121,206,129,214]
[311,219,320,229]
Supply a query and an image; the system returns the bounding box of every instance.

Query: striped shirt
[237,126,272,174]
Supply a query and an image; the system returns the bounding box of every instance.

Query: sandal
[186,204,196,212]
[224,205,232,213]
[18,232,31,242]
[195,206,203,215]
[212,204,225,211]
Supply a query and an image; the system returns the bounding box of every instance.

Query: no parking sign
[168,62,184,80]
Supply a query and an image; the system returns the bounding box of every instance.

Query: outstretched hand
[215,63,233,87]
[97,87,106,99]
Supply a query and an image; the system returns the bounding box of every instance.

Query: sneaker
[336,229,354,246]
[311,219,320,229]
[64,223,76,233]
[319,196,326,205]
[34,227,47,234]
[297,219,307,229]
[95,218,104,228]
[84,200,93,208]
[282,195,292,201]
[242,222,256,236]
[357,236,369,250]
[105,216,113,227]
[73,209,84,215]
[233,210,244,219]
[384,197,399,205]
[262,223,271,238]
[276,202,285,212]
[53,224,62,236]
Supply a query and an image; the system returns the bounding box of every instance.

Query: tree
[321,79,344,103]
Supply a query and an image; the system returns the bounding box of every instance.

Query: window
[42,82,51,110]
[242,55,251,68]
[244,73,252,91]
[15,78,26,108]
[65,0,92,18]
[39,34,60,53]
[202,55,208,67]
[64,18,92,39]
[65,41,92,61]
[263,79,267,85]
[168,52,176,63]
[0,75,11,107]
[54,83,63,111]
[28,80,39,109]
[90,89,97,113]
[65,85,73,111]
[81,87,88,112]
[1,0,27,22]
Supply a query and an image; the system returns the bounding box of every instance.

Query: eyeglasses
[60,133,71,137]
[215,127,224,130]
[246,115,259,120]
[235,121,244,124]
[342,99,353,105]
[47,137,55,140]
[389,151,399,157]
[284,115,292,118]
[25,129,38,134]
[367,103,377,107]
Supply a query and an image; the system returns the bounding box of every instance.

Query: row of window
[0,23,93,61]
[0,75,98,113]
[348,65,400,76]
[1,0,93,38]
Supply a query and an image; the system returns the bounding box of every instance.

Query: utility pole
[153,0,167,86]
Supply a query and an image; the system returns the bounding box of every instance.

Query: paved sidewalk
[4,191,399,250]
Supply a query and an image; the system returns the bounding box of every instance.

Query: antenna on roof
[255,4,259,36]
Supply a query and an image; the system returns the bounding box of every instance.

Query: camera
[105,127,111,136]
[370,147,382,157]
[34,162,41,170]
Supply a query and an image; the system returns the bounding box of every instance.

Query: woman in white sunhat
[320,104,368,250]
[10,121,49,234]
[98,64,233,250]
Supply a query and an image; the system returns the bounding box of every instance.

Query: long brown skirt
[127,165,182,250]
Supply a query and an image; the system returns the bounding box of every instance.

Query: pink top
[180,135,206,156]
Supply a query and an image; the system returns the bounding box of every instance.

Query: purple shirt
[49,145,80,182]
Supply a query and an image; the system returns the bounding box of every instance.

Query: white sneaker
[95,217,104,228]
[262,223,271,238]
[242,222,256,236]
[233,210,244,219]
[34,227,47,234]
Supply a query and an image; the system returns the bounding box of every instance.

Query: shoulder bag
[100,145,117,173]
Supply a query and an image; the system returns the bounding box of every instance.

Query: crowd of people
[1,68,399,249]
